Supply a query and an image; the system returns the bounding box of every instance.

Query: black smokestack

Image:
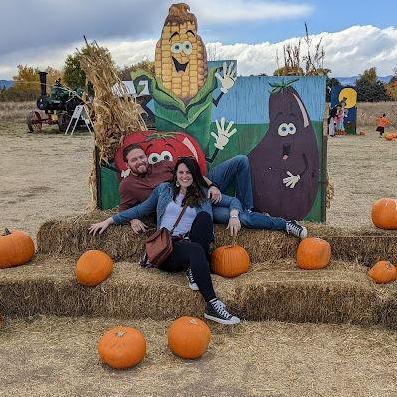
[38,71,48,96]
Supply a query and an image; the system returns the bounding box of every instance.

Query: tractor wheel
[27,111,43,133]
[58,112,71,133]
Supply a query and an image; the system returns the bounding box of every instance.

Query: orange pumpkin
[371,198,397,229]
[368,261,397,284]
[75,250,113,286]
[0,228,35,269]
[296,237,331,270]
[168,316,211,359]
[211,245,250,278]
[384,133,395,141]
[98,326,146,369]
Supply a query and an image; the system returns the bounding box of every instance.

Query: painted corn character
[132,3,237,159]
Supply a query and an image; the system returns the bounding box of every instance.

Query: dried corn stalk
[326,171,334,209]
[78,39,146,163]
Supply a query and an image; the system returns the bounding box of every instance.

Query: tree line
[0,49,396,102]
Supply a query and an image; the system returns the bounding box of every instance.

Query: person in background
[376,113,391,137]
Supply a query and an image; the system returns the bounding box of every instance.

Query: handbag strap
[170,204,188,234]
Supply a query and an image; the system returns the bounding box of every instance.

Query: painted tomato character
[114,130,207,175]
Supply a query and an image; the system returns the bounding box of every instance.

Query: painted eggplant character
[249,80,320,220]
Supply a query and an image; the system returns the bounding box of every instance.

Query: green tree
[63,50,87,90]
[355,67,390,102]
[118,60,155,81]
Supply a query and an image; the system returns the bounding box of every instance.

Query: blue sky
[0,0,396,79]
[199,0,397,44]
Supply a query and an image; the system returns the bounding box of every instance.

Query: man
[119,143,254,234]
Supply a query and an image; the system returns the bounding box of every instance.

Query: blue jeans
[207,155,253,210]
[212,207,287,230]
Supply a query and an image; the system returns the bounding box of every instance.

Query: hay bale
[37,212,397,266]
[1,254,396,329]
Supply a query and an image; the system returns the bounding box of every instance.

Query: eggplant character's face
[277,122,296,137]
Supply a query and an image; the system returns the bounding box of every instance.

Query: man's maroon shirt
[118,161,174,211]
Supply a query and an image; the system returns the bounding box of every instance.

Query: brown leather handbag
[140,205,188,268]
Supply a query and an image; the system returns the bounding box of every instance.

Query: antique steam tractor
[27,71,84,133]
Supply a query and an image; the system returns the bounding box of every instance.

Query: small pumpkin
[211,245,250,278]
[296,237,331,270]
[98,326,146,369]
[75,250,113,286]
[384,133,395,141]
[371,198,397,230]
[368,261,397,284]
[168,316,211,359]
[0,228,35,269]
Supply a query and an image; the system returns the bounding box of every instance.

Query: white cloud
[188,0,313,23]
[1,25,396,79]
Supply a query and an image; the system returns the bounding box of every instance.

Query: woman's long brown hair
[172,157,207,207]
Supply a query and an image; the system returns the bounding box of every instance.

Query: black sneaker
[204,299,240,325]
[186,268,199,291]
[286,220,307,239]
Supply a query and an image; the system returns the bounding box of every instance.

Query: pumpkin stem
[3,228,11,236]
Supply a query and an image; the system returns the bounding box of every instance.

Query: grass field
[0,101,397,397]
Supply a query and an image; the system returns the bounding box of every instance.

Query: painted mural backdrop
[100,3,326,221]
[330,85,357,135]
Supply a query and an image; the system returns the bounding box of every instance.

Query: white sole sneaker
[204,313,241,325]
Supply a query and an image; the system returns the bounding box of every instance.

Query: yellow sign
[338,87,357,109]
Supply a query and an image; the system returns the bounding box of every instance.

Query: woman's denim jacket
[112,182,242,227]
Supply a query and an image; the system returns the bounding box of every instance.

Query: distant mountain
[335,75,392,86]
[0,80,14,89]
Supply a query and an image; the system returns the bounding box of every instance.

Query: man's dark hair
[383,113,386,117]
[172,157,207,207]
[123,143,145,162]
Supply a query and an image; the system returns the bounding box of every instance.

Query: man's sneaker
[204,299,240,325]
[186,268,199,291]
[286,220,308,239]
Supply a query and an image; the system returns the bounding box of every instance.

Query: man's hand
[88,218,113,236]
[208,185,222,203]
[283,171,300,189]
[215,62,236,94]
[226,213,241,237]
[130,219,148,234]
[211,117,237,150]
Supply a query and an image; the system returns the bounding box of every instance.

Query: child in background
[376,113,391,137]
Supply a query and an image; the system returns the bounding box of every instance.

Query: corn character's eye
[182,41,193,55]
[278,123,289,137]
[148,153,161,164]
[160,151,173,162]
[171,42,183,54]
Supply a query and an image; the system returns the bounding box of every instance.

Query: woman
[89,157,243,325]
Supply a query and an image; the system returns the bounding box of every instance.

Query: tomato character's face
[115,131,207,177]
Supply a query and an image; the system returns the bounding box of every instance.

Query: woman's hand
[88,218,114,235]
[208,186,222,204]
[130,219,148,234]
[227,214,241,237]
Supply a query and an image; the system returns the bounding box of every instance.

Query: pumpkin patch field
[1,103,397,396]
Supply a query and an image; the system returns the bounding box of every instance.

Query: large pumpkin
[371,198,397,229]
[98,326,146,369]
[114,130,207,176]
[211,245,250,278]
[0,228,35,269]
[368,261,397,284]
[296,237,331,270]
[75,250,113,286]
[168,316,211,359]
